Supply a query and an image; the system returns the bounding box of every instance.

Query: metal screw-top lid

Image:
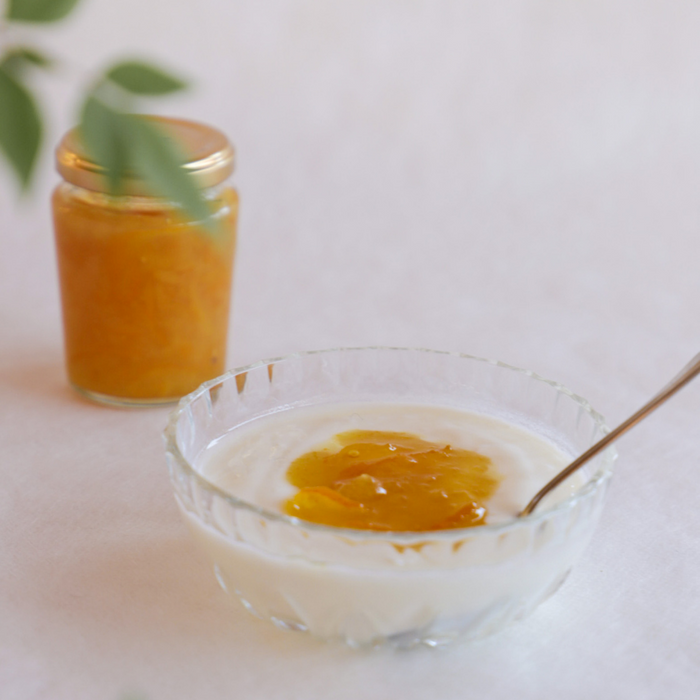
[55,116,235,196]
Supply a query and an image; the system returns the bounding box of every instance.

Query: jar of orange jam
[52,117,238,406]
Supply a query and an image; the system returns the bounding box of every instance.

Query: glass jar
[52,117,238,406]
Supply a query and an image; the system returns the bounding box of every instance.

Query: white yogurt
[197,403,580,523]
[183,403,593,646]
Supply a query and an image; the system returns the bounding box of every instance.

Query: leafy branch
[7,0,81,23]
[0,0,211,224]
[0,44,47,188]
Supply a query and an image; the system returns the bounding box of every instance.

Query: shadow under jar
[52,117,238,406]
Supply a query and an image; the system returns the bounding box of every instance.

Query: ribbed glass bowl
[164,348,615,649]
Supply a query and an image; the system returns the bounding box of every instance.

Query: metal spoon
[520,352,700,517]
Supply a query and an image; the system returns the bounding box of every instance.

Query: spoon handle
[519,352,700,517]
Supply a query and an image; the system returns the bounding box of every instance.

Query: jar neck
[56,180,231,213]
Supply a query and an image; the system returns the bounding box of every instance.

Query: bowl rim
[164,346,616,542]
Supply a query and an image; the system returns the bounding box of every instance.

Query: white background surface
[1,1,700,698]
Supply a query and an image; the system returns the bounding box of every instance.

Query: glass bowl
[163,348,615,649]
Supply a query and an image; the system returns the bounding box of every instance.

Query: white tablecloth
[2,2,699,698]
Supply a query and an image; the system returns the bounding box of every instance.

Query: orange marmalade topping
[284,430,501,532]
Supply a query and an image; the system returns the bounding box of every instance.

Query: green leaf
[0,67,41,189]
[124,116,212,225]
[79,96,129,195]
[6,0,82,23]
[0,47,52,75]
[106,61,187,96]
